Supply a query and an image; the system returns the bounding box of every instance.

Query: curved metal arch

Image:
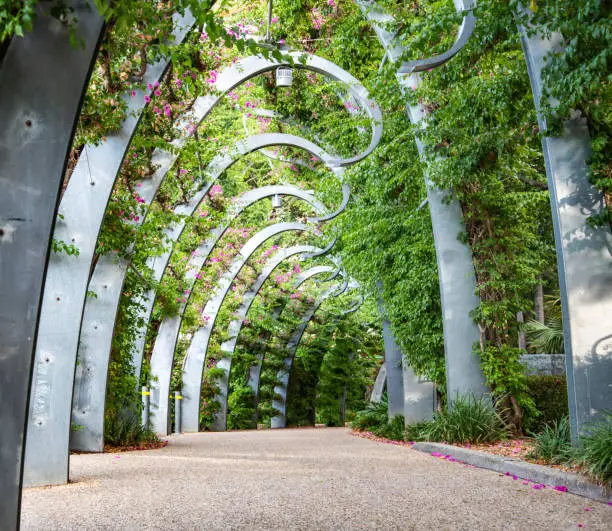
[270,284,343,428]
[518,14,612,439]
[70,184,325,452]
[360,0,488,407]
[211,51,383,167]
[0,0,104,509]
[29,42,377,472]
[23,9,197,486]
[179,222,322,433]
[398,1,475,73]
[341,295,364,315]
[213,244,331,431]
[131,131,349,386]
[246,265,337,413]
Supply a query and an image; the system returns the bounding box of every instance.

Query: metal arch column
[370,363,387,403]
[214,245,330,431]
[381,318,435,423]
[0,2,104,519]
[22,10,196,487]
[179,223,322,433]
[246,265,337,417]
[358,0,489,405]
[518,17,612,440]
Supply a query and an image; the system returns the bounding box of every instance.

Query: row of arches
[0,1,610,528]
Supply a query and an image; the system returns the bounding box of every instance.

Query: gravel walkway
[21,428,611,530]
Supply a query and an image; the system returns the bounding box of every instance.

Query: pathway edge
[412,442,611,504]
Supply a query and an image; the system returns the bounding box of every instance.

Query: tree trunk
[534,283,545,323]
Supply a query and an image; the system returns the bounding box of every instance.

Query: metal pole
[142,387,150,430]
[266,0,273,42]
[174,392,182,434]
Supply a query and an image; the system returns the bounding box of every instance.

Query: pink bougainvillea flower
[154,89,161,97]
[584,507,592,512]
[553,485,568,493]
[131,91,136,97]
[144,95,151,103]
[147,83,153,90]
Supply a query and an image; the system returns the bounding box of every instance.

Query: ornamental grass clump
[104,410,158,447]
[528,416,573,464]
[575,412,612,488]
[412,395,510,444]
[351,397,389,432]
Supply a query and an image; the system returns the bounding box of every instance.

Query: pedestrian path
[21,428,611,529]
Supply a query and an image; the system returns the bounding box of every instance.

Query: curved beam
[214,244,329,431]
[398,1,475,73]
[360,0,488,406]
[23,10,196,486]
[518,13,612,439]
[0,0,103,509]
[341,295,364,315]
[370,363,387,403]
[180,222,321,433]
[213,51,383,167]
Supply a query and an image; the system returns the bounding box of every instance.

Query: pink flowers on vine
[209,184,223,198]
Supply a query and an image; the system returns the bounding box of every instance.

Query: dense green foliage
[407,396,511,444]
[525,375,569,432]
[575,412,612,488]
[529,413,612,488]
[528,416,573,465]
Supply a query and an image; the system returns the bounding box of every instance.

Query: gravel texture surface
[21,428,612,530]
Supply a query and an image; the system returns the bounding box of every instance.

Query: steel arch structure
[213,244,336,431]
[246,265,338,419]
[179,222,329,433]
[26,43,381,479]
[358,0,489,407]
[0,2,104,518]
[270,281,352,428]
[70,132,350,452]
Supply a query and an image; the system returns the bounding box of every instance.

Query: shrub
[104,410,158,447]
[525,375,569,432]
[372,415,405,441]
[528,416,573,464]
[351,397,389,432]
[575,412,612,488]
[409,395,510,444]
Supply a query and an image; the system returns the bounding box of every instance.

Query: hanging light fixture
[272,194,282,209]
[275,67,293,87]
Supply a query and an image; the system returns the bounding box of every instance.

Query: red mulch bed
[103,439,168,453]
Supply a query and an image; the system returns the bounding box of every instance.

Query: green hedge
[525,375,569,432]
